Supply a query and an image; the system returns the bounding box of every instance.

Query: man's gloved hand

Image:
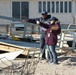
[36,21,40,24]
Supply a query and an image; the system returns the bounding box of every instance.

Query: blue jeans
[46,45,58,63]
[40,35,46,58]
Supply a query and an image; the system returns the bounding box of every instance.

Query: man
[23,11,51,60]
[36,17,61,64]
[38,12,51,59]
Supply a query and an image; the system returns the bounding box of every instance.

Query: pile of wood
[60,47,76,56]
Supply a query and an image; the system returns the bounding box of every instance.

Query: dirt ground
[35,53,76,75]
[0,34,76,75]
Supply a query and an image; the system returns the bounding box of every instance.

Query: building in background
[0,0,76,34]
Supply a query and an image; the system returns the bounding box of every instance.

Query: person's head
[41,11,48,19]
[50,17,58,24]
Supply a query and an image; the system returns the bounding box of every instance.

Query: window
[12,1,29,19]
[21,2,29,19]
[47,1,50,13]
[38,1,42,13]
[69,2,72,13]
[60,2,63,13]
[64,2,67,13]
[43,1,46,12]
[12,2,20,18]
[52,1,55,13]
[75,2,76,12]
[56,1,59,13]
[38,1,72,13]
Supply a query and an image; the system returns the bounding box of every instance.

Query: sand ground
[0,34,76,75]
[35,54,76,75]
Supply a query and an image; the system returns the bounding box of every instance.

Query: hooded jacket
[39,21,61,45]
[27,15,51,37]
[27,15,51,24]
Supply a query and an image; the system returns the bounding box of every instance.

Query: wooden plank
[0,41,41,56]
[0,42,25,50]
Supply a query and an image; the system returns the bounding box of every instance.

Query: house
[0,0,76,33]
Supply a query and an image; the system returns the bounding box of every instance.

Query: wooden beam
[0,42,41,56]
